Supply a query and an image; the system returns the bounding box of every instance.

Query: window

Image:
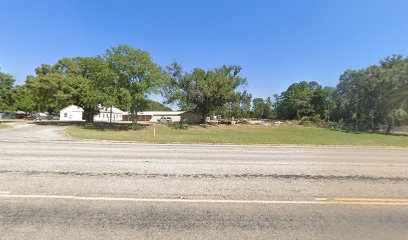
[64,113,67,117]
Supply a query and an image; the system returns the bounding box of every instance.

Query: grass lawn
[0,123,10,129]
[66,124,408,147]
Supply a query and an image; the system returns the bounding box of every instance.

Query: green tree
[165,62,248,121]
[252,98,274,119]
[53,57,115,122]
[0,70,17,112]
[333,55,408,131]
[13,85,35,113]
[276,81,329,120]
[25,73,63,113]
[25,57,115,122]
[144,99,172,111]
[106,44,164,123]
[237,90,253,118]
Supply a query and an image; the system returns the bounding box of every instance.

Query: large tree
[13,85,36,113]
[25,70,64,113]
[53,57,117,123]
[333,55,408,131]
[25,57,115,122]
[106,44,164,123]
[145,99,172,111]
[0,70,17,112]
[276,81,330,120]
[165,62,247,121]
[252,97,274,119]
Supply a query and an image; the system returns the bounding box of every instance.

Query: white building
[94,106,124,122]
[59,105,124,122]
[59,105,84,121]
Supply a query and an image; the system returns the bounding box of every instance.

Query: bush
[130,123,144,131]
[299,115,323,126]
[327,121,344,130]
[310,114,321,123]
[299,116,312,126]
[169,123,189,130]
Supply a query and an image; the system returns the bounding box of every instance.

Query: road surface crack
[0,170,407,182]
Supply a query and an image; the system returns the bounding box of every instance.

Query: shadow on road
[30,121,85,127]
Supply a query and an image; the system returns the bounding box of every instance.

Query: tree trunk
[132,110,137,124]
[131,94,138,124]
[83,108,95,124]
[386,111,395,133]
[110,106,113,124]
[201,113,207,123]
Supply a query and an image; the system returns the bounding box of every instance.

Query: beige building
[124,111,201,124]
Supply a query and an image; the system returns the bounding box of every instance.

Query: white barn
[59,105,125,122]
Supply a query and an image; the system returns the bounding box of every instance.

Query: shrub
[130,123,144,131]
[169,123,189,130]
[327,121,344,130]
[299,116,312,126]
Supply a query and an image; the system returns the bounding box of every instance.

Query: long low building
[123,111,201,124]
[60,105,202,123]
[59,105,125,122]
[136,111,185,122]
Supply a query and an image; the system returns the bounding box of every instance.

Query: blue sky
[1,0,408,99]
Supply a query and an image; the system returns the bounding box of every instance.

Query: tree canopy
[106,44,164,122]
[275,81,332,121]
[0,70,16,112]
[165,62,247,121]
[332,55,408,131]
[2,45,407,132]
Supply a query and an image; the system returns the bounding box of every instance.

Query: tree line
[1,45,407,131]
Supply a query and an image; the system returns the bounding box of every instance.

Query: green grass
[65,124,408,147]
[0,123,10,129]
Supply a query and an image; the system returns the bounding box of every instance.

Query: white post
[153,124,156,138]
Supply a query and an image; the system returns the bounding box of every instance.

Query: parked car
[158,116,172,123]
[25,115,39,121]
[47,115,60,120]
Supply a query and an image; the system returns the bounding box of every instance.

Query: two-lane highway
[1,123,408,239]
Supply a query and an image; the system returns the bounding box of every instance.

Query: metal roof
[136,111,185,116]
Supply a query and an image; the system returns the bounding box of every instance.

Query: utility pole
[355,95,358,131]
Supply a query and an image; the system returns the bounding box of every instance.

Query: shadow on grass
[82,122,146,131]
[327,128,408,137]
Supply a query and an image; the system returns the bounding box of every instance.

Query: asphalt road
[1,122,408,239]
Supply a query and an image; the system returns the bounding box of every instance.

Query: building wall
[59,105,125,122]
[150,115,181,122]
[60,110,83,121]
[135,115,152,121]
[94,112,123,122]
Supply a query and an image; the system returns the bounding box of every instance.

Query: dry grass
[0,123,10,129]
[66,124,408,147]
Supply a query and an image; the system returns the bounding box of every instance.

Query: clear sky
[1,0,408,99]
